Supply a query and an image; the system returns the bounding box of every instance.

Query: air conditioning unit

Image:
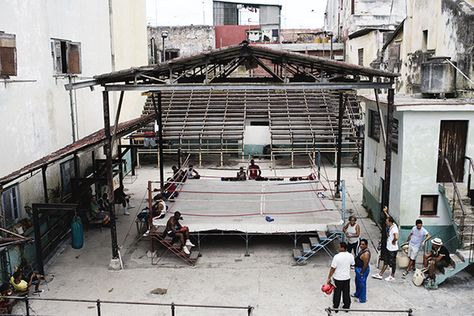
[421,57,456,98]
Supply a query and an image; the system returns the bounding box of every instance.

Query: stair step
[156,226,166,234]
[309,237,320,247]
[317,231,328,241]
[456,249,472,262]
[302,243,312,254]
[189,251,199,261]
[293,249,303,259]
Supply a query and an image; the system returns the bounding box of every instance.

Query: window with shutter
[0,32,17,77]
[51,38,82,75]
[67,42,81,74]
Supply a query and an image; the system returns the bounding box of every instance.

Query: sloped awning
[66,42,398,92]
[0,114,155,186]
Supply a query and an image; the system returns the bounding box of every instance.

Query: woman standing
[343,216,360,255]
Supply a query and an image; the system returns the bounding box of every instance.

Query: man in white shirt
[403,219,430,277]
[326,242,355,311]
[372,216,399,281]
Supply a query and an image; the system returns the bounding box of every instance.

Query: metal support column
[317,149,321,181]
[0,186,4,230]
[382,88,395,210]
[96,299,102,316]
[244,232,250,256]
[335,92,343,198]
[152,92,165,192]
[32,205,44,275]
[24,296,30,316]
[41,166,48,203]
[102,91,119,259]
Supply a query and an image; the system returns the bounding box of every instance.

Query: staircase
[149,225,200,266]
[433,178,474,288]
[293,225,343,264]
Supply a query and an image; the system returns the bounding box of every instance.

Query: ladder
[149,226,199,266]
[293,226,343,264]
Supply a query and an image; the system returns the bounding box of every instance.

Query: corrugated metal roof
[0,114,155,186]
[68,42,398,90]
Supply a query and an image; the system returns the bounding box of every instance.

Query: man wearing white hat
[423,238,453,280]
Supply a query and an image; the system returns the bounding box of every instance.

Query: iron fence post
[171,302,175,316]
[247,305,252,315]
[408,308,413,316]
[24,296,30,316]
[97,299,101,316]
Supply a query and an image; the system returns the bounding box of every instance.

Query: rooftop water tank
[421,57,456,98]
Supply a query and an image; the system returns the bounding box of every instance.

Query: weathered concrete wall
[148,25,215,61]
[110,0,148,121]
[397,0,473,95]
[361,94,474,229]
[0,0,147,225]
[0,0,112,173]
[325,0,406,39]
[347,30,384,67]
[360,96,403,223]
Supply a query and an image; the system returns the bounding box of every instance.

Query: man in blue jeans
[353,239,371,303]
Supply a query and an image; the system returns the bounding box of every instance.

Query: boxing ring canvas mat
[162,179,342,234]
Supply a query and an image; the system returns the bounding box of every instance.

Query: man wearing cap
[165,211,194,255]
[403,219,431,277]
[326,242,355,311]
[424,238,453,280]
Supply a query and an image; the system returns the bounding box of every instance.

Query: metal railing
[464,225,474,263]
[1,296,254,316]
[325,307,413,315]
[466,156,474,199]
[443,157,467,242]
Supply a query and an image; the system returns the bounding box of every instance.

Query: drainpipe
[108,0,117,116]
[68,75,77,142]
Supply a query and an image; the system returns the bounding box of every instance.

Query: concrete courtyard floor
[14,162,474,316]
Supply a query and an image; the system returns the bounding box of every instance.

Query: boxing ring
[149,170,343,255]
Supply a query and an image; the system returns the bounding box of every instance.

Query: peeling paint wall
[347,30,385,67]
[0,0,147,225]
[325,0,406,39]
[148,25,215,62]
[396,0,474,95]
[110,0,148,121]
[361,95,474,229]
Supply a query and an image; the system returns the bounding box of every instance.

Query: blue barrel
[71,216,84,249]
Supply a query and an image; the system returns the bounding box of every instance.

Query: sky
[146,0,327,29]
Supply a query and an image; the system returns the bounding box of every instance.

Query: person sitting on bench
[152,194,168,219]
[163,178,178,200]
[247,159,261,180]
[423,238,454,280]
[90,195,110,225]
[236,167,247,180]
[10,270,43,295]
[165,211,194,255]
[186,165,200,179]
